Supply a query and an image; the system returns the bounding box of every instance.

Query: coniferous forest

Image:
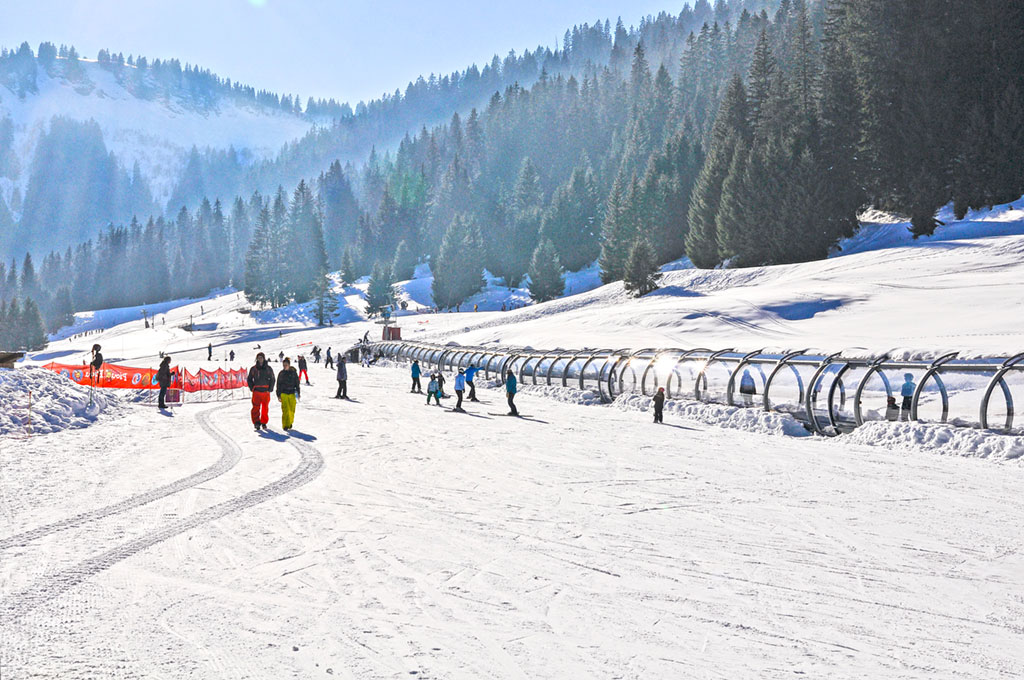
[1,0,1023,350]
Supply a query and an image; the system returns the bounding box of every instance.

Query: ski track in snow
[0,403,241,551]
[1,404,325,677]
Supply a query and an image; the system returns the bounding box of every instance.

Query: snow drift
[843,421,1024,462]
[0,368,129,437]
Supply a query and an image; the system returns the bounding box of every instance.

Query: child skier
[652,387,665,423]
[454,368,466,411]
[426,373,441,405]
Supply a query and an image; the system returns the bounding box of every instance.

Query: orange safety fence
[43,362,248,392]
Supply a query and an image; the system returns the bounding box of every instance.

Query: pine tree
[339,246,357,287]
[432,215,484,309]
[391,239,416,281]
[540,163,600,271]
[0,300,9,349]
[527,239,564,303]
[49,286,74,332]
[748,29,777,139]
[715,143,756,265]
[314,275,339,326]
[623,236,662,297]
[5,298,22,349]
[20,297,47,350]
[364,261,396,316]
[598,177,634,283]
[687,75,750,268]
[285,180,329,302]
[244,204,272,307]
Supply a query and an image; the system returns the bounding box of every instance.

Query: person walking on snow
[411,360,422,393]
[276,357,301,431]
[156,356,173,410]
[207,343,212,361]
[436,371,447,398]
[298,355,310,385]
[900,373,917,421]
[464,365,480,401]
[739,369,756,406]
[454,368,467,411]
[505,370,519,416]
[426,373,441,405]
[229,350,235,362]
[652,387,665,424]
[325,347,334,370]
[335,356,349,399]
[247,352,275,431]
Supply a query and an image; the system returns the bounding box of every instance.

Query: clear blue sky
[1,0,679,105]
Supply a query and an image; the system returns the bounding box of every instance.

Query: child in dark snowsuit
[652,387,665,423]
[885,396,900,421]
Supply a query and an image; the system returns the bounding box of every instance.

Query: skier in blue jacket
[464,365,480,401]
[900,373,916,421]
[426,373,441,405]
[454,368,467,411]
[411,360,422,393]
[505,370,518,416]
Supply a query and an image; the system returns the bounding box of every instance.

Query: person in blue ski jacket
[505,370,518,416]
[411,360,422,393]
[900,373,916,421]
[454,368,467,411]
[464,365,480,401]
[426,373,441,405]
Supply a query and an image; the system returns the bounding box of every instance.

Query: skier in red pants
[247,352,276,431]
[298,355,310,385]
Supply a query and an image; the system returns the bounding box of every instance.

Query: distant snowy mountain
[0,49,316,258]
[0,55,313,203]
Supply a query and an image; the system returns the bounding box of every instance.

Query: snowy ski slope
[2,200,1023,678]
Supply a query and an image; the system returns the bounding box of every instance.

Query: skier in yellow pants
[276,357,301,431]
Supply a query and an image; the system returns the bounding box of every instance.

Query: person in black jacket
[90,344,103,383]
[335,356,349,399]
[277,358,301,431]
[247,352,276,431]
[298,355,310,385]
[156,356,173,409]
[652,387,665,424]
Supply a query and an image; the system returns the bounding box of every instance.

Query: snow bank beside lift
[613,393,812,438]
[843,421,1024,462]
[0,368,130,438]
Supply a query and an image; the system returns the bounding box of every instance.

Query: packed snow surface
[2,360,1022,679]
